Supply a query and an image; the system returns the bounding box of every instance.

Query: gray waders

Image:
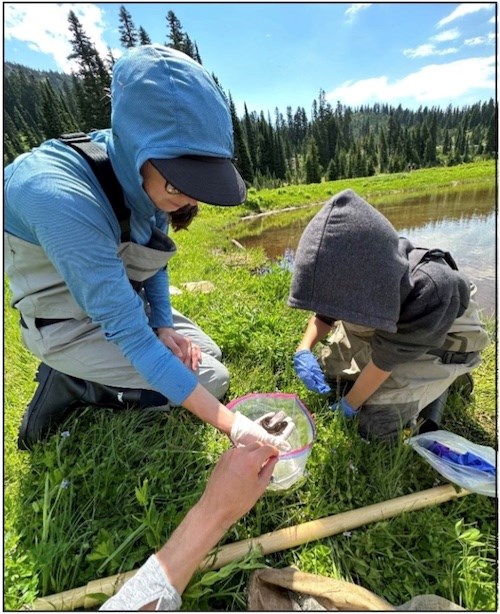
[6,228,228,449]
[319,286,489,441]
[6,226,173,450]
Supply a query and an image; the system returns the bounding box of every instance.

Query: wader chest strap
[412,247,459,271]
[59,132,131,239]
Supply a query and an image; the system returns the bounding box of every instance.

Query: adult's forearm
[156,500,226,594]
[182,383,234,434]
[144,269,173,328]
[156,443,278,595]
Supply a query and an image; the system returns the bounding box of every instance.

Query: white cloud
[4,3,110,73]
[431,28,460,43]
[464,33,496,46]
[345,3,372,24]
[325,56,495,106]
[437,3,494,28]
[403,44,458,59]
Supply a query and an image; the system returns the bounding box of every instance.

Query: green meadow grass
[4,161,497,610]
[243,159,496,211]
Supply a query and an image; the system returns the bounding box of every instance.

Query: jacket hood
[288,189,410,333]
[106,45,235,218]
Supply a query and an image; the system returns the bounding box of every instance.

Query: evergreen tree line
[5,6,498,188]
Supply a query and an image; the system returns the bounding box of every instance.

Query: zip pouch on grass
[407,429,496,497]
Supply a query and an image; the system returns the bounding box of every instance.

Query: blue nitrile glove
[293,350,331,394]
[330,397,359,418]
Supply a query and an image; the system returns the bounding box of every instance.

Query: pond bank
[241,159,496,215]
[236,185,496,316]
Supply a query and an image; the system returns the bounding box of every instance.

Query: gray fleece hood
[288,189,409,334]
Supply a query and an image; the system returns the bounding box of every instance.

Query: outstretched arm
[182,383,293,451]
[100,443,278,611]
[156,442,278,594]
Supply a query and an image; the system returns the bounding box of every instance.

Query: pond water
[238,186,496,316]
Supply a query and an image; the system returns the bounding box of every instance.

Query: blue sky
[4,2,497,116]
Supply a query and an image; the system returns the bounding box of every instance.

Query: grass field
[4,160,497,610]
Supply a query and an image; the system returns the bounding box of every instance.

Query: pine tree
[442,130,451,156]
[292,107,308,147]
[67,10,111,130]
[165,10,202,63]
[345,151,353,178]
[387,112,400,155]
[484,106,497,157]
[4,133,19,165]
[193,42,202,64]
[304,137,322,183]
[463,135,470,163]
[423,134,435,167]
[62,80,80,123]
[256,111,274,176]
[166,11,185,50]
[39,80,74,138]
[118,5,138,48]
[106,47,117,71]
[243,104,258,170]
[455,124,466,160]
[13,106,39,149]
[425,114,438,165]
[273,131,287,180]
[4,110,24,157]
[228,93,254,183]
[183,33,195,59]
[378,127,389,172]
[337,149,348,179]
[138,26,152,45]
[311,89,333,168]
[325,157,338,181]
[19,70,40,125]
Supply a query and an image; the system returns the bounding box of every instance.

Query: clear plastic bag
[227,393,315,491]
[407,429,496,497]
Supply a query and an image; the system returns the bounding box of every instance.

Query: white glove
[230,412,292,452]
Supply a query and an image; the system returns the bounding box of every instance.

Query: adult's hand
[230,412,292,452]
[293,349,331,394]
[157,327,201,371]
[153,443,279,599]
[199,442,279,530]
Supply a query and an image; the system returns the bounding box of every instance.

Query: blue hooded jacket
[4,45,235,405]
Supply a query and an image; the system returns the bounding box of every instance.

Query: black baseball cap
[151,155,246,206]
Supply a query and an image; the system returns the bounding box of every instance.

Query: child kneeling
[289,190,489,441]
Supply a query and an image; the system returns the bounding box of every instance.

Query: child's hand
[330,397,359,418]
[293,350,331,394]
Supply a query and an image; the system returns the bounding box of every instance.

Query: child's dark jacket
[288,189,471,372]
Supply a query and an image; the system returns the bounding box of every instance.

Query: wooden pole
[199,483,468,570]
[30,484,468,611]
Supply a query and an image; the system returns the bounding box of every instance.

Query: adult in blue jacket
[5,45,291,452]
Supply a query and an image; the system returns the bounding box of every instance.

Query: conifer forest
[4,6,497,188]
